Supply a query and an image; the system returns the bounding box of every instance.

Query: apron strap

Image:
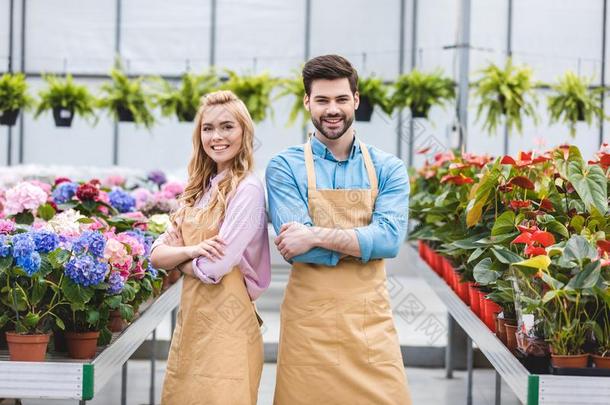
[359,140,378,193]
[304,137,317,192]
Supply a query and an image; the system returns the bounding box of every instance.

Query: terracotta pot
[65,331,100,359]
[457,279,470,305]
[468,284,481,317]
[551,353,589,369]
[108,310,127,333]
[477,291,487,322]
[496,317,508,345]
[168,268,182,284]
[592,354,610,369]
[484,299,502,332]
[5,331,51,362]
[505,324,518,352]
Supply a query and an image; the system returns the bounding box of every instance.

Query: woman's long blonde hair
[175,90,255,224]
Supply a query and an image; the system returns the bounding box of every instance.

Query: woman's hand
[184,235,227,262]
[165,229,184,247]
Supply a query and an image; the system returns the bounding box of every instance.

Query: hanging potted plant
[222,70,278,123]
[390,69,455,119]
[276,72,309,129]
[34,74,98,128]
[0,230,67,362]
[0,72,33,127]
[473,58,538,135]
[355,76,393,122]
[154,71,220,122]
[98,68,155,128]
[547,71,604,136]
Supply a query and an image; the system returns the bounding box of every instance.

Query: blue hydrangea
[146,264,158,278]
[108,189,136,213]
[107,271,124,294]
[73,230,106,258]
[52,182,78,204]
[11,233,36,258]
[16,252,41,276]
[65,255,107,287]
[0,235,11,257]
[32,230,59,253]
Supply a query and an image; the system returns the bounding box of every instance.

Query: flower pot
[505,324,518,352]
[65,331,100,359]
[410,103,429,119]
[592,354,610,369]
[496,317,507,345]
[168,268,182,284]
[551,353,589,369]
[355,96,374,121]
[457,279,470,305]
[477,290,487,322]
[176,107,196,122]
[117,105,135,122]
[52,107,75,127]
[5,331,51,362]
[468,284,481,317]
[0,109,20,126]
[108,310,127,333]
[484,299,502,332]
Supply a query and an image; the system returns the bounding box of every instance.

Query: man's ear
[303,94,310,111]
[354,91,360,110]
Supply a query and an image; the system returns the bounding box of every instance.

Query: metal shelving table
[0,278,182,403]
[413,245,610,405]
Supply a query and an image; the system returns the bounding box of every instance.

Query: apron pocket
[280,299,339,366]
[177,310,247,379]
[364,297,402,364]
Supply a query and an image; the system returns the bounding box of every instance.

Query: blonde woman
[151,90,270,405]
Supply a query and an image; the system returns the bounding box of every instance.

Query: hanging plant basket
[410,104,430,119]
[0,109,20,126]
[176,106,196,122]
[355,96,374,122]
[52,107,75,127]
[117,105,135,122]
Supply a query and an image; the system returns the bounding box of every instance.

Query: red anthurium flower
[511,232,532,245]
[502,151,549,168]
[501,156,516,165]
[539,199,554,211]
[510,200,532,209]
[507,176,535,190]
[440,174,474,185]
[597,239,610,254]
[517,224,537,233]
[448,162,471,170]
[524,245,547,256]
[531,230,555,247]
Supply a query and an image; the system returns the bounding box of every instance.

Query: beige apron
[161,204,264,405]
[273,139,412,405]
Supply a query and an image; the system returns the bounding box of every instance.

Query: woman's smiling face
[200,105,243,172]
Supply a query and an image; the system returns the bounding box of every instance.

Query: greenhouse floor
[11,360,521,405]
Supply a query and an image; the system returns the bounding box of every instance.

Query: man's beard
[311,112,354,140]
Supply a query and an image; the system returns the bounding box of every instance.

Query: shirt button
[338,162,343,166]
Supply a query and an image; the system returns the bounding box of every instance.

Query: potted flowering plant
[3,181,50,225]
[0,229,67,361]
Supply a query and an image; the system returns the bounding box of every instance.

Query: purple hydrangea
[52,182,78,204]
[109,188,136,213]
[65,255,108,287]
[146,264,158,278]
[32,230,60,253]
[16,251,41,276]
[107,271,125,294]
[73,230,106,258]
[0,235,11,257]
[11,232,36,258]
[147,170,167,186]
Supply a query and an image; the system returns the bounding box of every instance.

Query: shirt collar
[310,133,360,162]
[207,168,228,189]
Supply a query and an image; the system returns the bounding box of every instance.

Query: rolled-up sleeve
[354,158,409,263]
[265,155,340,267]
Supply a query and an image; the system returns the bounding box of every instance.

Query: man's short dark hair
[302,54,358,96]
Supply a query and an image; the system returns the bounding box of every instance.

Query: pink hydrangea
[28,180,52,194]
[131,261,146,280]
[104,237,133,268]
[103,175,126,187]
[116,233,145,256]
[160,181,184,199]
[0,219,15,234]
[132,188,153,209]
[4,182,48,216]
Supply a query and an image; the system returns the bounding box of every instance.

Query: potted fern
[390,69,455,119]
[356,76,392,121]
[473,58,538,135]
[98,69,155,128]
[34,74,97,127]
[276,72,309,128]
[222,70,278,123]
[155,71,220,122]
[547,71,604,136]
[0,73,33,127]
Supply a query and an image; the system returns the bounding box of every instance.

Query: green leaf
[0,256,13,272]
[540,271,565,290]
[491,247,523,264]
[491,211,516,236]
[30,276,48,306]
[23,312,40,329]
[563,235,597,264]
[473,258,501,285]
[87,309,100,326]
[119,303,134,321]
[566,260,601,290]
[13,211,34,225]
[37,203,56,221]
[467,248,485,263]
[542,290,560,303]
[48,249,70,269]
[567,159,608,215]
[54,316,65,330]
[61,277,94,306]
[513,255,551,270]
[105,294,122,309]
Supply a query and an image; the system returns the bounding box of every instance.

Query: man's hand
[275,222,319,260]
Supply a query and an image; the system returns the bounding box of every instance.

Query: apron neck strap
[303,136,378,193]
